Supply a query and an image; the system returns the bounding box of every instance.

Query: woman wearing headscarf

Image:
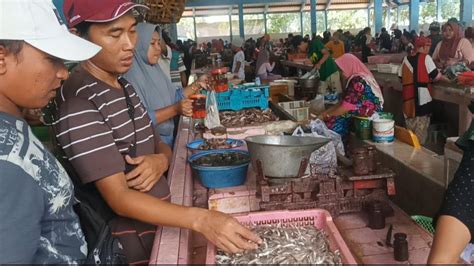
[432,21,474,69]
[317,54,383,137]
[124,23,206,146]
[255,35,282,81]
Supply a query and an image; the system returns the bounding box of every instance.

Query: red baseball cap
[63,0,148,28]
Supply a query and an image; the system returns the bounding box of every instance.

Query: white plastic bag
[292,126,337,175]
[309,119,345,156]
[204,90,221,129]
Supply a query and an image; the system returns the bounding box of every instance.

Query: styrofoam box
[278,100,307,110]
[205,209,357,265]
[377,64,400,74]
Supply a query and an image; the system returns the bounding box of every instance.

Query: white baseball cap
[0,0,101,61]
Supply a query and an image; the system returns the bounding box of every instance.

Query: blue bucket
[188,150,250,189]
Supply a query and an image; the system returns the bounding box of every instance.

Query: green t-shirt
[308,39,339,81]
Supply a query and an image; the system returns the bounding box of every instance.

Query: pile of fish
[215,224,342,265]
[198,138,240,150]
[219,108,278,128]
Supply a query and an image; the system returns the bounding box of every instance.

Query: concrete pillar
[461,0,473,25]
[374,0,383,33]
[310,0,317,35]
[169,23,178,43]
[409,0,420,32]
[239,4,244,39]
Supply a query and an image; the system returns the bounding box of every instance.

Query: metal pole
[409,0,419,32]
[324,10,328,31]
[300,11,304,35]
[461,0,473,25]
[310,0,317,35]
[374,0,383,33]
[239,4,244,39]
[229,8,233,41]
[193,8,197,41]
[436,0,442,21]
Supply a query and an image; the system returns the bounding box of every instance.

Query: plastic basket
[213,85,270,111]
[188,150,250,189]
[411,215,435,234]
[205,209,357,264]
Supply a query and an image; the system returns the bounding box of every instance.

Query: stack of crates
[278,100,309,121]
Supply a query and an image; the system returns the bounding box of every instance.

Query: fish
[215,223,342,265]
[219,108,278,128]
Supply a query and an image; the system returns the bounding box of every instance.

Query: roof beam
[186,0,305,7]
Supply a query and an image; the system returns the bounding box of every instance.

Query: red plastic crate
[205,209,357,264]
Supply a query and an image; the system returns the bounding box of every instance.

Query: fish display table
[150,116,436,264]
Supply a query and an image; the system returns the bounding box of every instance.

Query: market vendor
[308,37,342,95]
[231,37,245,80]
[124,23,208,147]
[432,21,474,69]
[55,1,261,263]
[288,35,308,61]
[317,54,383,137]
[399,37,445,144]
[428,101,474,264]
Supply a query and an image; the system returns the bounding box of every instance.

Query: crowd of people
[0,0,473,264]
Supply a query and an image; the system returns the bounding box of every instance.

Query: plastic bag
[309,95,325,115]
[292,126,337,175]
[204,90,221,129]
[309,119,345,156]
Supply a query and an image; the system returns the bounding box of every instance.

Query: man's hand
[125,154,169,192]
[193,210,262,254]
[177,99,193,117]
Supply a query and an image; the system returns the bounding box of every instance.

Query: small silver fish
[215,224,342,265]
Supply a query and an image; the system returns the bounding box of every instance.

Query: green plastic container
[354,116,372,140]
[411,215,435,234]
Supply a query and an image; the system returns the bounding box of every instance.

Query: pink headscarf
[335,53,384,106]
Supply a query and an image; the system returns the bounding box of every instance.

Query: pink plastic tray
[205,209,357,264]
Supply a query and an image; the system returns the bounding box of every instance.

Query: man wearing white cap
[231,38,246,80]
[0,0,100,263]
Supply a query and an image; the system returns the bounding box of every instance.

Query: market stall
[149,115,438,264]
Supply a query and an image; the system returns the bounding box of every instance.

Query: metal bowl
[245,135,330,178]
[298,78,320,90]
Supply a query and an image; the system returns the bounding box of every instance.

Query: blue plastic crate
[213,85,270,111]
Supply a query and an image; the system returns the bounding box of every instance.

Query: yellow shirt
[325,41,345,59]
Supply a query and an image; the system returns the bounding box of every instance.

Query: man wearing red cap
[53,0,261,263]
[398,36,446,144]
